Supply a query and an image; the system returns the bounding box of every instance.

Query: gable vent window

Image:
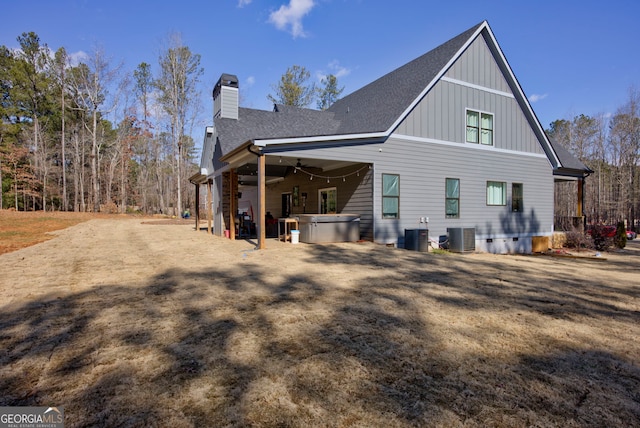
[466,109,494,146]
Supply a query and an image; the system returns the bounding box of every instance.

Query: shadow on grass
[0,244,639,426]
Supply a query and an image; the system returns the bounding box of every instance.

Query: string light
[279,158,370,182]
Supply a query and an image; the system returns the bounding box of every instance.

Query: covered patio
[213,146,373,249]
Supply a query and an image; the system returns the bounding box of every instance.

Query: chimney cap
[213,73,239,97]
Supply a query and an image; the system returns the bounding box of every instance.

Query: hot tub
[297,213,360,243]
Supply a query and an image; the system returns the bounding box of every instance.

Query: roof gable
[212,21,589,174]
[327,22,484,135]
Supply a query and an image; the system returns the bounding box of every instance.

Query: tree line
[0,32,203,214]
[0,33,344,215]
[548,87,640,231]
[4,30,635,229]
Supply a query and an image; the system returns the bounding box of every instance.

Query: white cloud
[316,60,351,83]
[328,60,350,78]
[245,76,256,88]
[237,0,252,7]
[268,0,315,38]
[529,93,548,103]
[68,50,89,66]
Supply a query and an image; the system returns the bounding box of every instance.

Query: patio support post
[229,169,236,240]
[577,177,584,218]
[194,183,200,231]
[207,179,213,234]
[257,152,266,249]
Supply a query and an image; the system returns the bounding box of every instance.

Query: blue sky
[2,0,639,145]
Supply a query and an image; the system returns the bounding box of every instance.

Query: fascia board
[253,132,387,147]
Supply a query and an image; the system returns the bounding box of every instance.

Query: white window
[382,174,400,219]
[486,181,506,206]
[466,109,494,145]
[445,178,460,218]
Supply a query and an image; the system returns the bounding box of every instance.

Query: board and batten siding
[396,35,543,155]
[445,34,511,94]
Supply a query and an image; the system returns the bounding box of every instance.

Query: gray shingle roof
[214,21,590,176]
[548,138,593,175]
[216,106,340,155]
[327,23,483,134]
[215,22,484,155]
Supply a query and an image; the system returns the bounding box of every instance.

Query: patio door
[319,187,337,214]
[281,192,292,217]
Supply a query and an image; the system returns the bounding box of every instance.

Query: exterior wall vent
[448,227,476,252]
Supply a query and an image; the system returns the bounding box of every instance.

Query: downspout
[247,145,266,249]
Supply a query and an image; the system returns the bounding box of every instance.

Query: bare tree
[155,33,202,216]
[68,47,120,211]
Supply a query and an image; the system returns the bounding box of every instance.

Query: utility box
[532,236,549,253]
[405,229,429,252]
[448,227,475,252]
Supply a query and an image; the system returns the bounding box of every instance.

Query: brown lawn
[0,210,638,427]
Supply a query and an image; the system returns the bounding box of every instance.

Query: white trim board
[441,76,515,99]
[390,133,549,159]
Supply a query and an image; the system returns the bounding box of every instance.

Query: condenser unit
[447,227,475,252]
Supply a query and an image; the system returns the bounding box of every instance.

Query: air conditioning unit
[448,227,475,252]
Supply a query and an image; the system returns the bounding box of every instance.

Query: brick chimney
[213,74,239,120]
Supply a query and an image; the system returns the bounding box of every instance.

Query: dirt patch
[0,214,638,427]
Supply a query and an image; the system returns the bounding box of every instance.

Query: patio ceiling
[236,155,359,186]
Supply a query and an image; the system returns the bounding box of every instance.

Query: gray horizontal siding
[372,135,554,244]
[214,86,239,120]
[278,136,553,245]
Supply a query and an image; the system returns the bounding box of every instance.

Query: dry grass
[0,212,639,427]
[0,210,117,255]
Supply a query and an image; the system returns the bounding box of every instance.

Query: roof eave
[254,131,388,148]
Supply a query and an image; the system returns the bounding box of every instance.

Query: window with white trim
[445,178,460,218]
[466,109,494,145]
[486,181,506,206]
[382,174,399,219]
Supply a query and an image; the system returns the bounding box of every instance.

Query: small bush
[589,225,611,252]
[614,221,627,249]
[564,228,591,251]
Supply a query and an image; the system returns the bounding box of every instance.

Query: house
[191,20,590,253]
